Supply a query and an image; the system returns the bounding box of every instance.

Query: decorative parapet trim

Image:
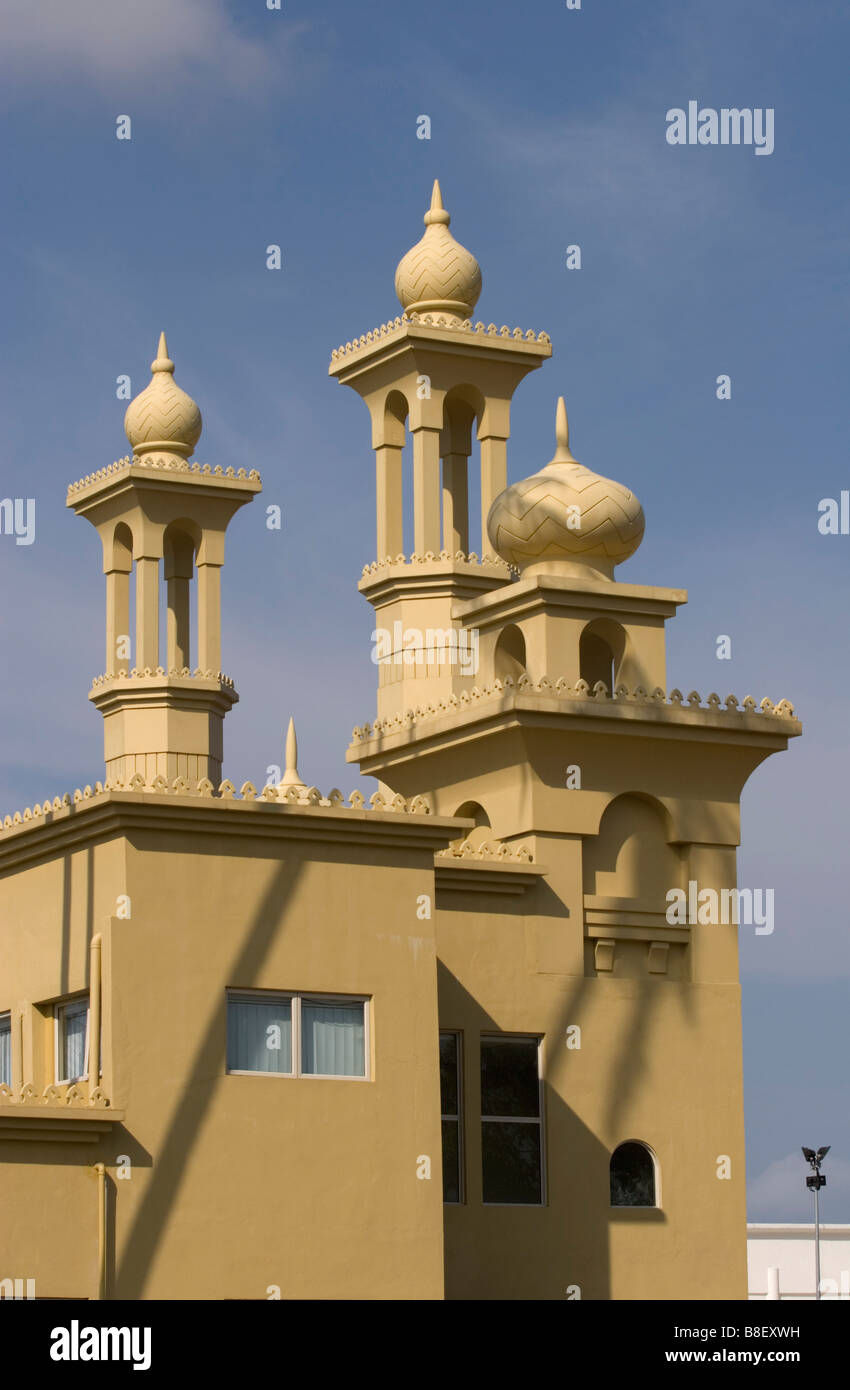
[0,1082,113,1109]
[436,839,533,862]
[90,668,236,688]
[0,1082,124,1144]
[67,456,262,498]
[361,549,510,577]
[350,678,798,744]
[0,778,433,836]
[330,313,551,363]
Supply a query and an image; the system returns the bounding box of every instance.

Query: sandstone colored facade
[0,185,800,1300]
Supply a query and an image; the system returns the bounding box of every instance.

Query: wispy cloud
[0,0,306,98]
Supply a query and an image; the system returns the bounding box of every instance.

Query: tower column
[105,566,130,675]
[479,435,507,557]
[135,555,160,670]
[375,444,403,560]
[412,425,441,555]
[197,561,222,673]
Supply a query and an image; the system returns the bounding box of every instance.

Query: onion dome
[394,180,482,321]
[124,332,202,460]
[486,398,644,579]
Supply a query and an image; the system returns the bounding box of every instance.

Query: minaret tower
[66,334,261,784]
[340,192,800,982]
[329,181,551,720]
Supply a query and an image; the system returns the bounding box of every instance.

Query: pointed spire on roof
[279,717,305,789]
[424,179,450,227]
[151,331,174,374]
[551,396,578,465]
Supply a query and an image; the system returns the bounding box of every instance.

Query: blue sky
[0,0,847,1225]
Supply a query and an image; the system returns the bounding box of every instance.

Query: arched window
[494,625,526,683]
[450,800,491,851]
[610,1141,658,1207]
[579,618,626,694]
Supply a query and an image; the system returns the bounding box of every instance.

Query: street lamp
[801,1146,830,1300]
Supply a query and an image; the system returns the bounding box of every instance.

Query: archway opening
[579,618,626,694]
[610,1141,657,1207]
[451,800,491,851]
[494,625,526,683]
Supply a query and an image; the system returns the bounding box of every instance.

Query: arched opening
[163,520,201,672]
[610,1141,658,1207]
[583,793,681,902]
[107,523,134,675]
[450,800,491,851]
[378,390,408,560]
[440,388,481,556]
[579,618,626,694]
[494,624,526,683]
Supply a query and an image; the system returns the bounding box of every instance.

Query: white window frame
[480,1033,546,1207]
[0,1011,11,1087]
[440,1029,464,1205]
[226,989,370,1081]
[54,996,90,1085]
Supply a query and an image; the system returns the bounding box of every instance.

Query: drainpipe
[93,1162,106,1299]
[90,936,107,1299]
[12,1005,23,1093]
[88,934,102,1094]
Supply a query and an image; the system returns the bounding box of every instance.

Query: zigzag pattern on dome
[350,678,798,743]
[67,459,261,498]
[491,470,644,562]
[90,668,236,687]
[395,242,482,310]
[0,778,434,835]
[436,839,534,863]
[330,315,550,363]
[361,549,510,576]
[125,380,197,445]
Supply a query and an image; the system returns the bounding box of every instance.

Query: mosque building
[0,183,800,1300]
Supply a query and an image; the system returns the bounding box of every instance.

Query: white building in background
[748,1225,850,1299]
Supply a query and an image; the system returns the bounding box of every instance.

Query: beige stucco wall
[0,802,452,1300]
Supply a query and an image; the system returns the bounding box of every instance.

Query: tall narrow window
[0,1012,11,1087]
[55,997,89,1084]
[440,1031,463,1203]
[610,1141,657,1207]
[481,1036,543,1205]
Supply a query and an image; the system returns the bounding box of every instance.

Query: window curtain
[0,1017,11,1087]
[62,1004,88,1081]
[301,1002,364,1076]
[227,996,291,1073]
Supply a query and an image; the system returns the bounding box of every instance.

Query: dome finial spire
[486,394,645,580]
[553,396,577,463]
[395,180,482,320]
[425,179,450,226]
[152,331,174,374]
[124,332,202,461]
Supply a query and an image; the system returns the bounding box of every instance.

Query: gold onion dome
[486,397,645,579]
[394,180,482,321]
[124,332,203,459]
